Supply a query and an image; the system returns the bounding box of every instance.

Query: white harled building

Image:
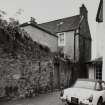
[87,0,105,81]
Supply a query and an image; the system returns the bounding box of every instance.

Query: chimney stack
[30,17,37,24]
[80,4,88,19]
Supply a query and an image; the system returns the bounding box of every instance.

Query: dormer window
[58,32,65,46]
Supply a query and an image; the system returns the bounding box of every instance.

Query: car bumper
[65,99,93,105]
[79,102,93,105]
[67,101,93,105]
[60,97,93,105]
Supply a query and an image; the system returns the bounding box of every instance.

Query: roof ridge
[20,22,57,37]
[39,15,80,25]
[38,15,81,33]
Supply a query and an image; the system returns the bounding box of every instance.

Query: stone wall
[0,26,55,97]
[0,20,76,98]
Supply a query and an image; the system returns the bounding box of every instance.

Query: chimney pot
[80,4,88,19]
[30,17,37,24]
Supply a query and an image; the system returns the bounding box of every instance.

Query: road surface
[0,91,64,105]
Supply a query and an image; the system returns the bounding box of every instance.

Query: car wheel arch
[97,96,103,105]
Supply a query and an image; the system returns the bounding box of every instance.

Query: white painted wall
[21,25,58,52]
[96,23,105,58]
[96,0,105,81]
[102,0,105,81]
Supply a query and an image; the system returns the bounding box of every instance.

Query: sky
[0,0,100,23]
[0,0,100,58]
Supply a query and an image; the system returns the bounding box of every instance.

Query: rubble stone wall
[0,28,55,97]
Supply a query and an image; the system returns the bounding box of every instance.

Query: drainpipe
[74,30,76,62]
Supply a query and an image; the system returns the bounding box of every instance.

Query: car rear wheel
[97,98,103,105]
[66,102,70,105]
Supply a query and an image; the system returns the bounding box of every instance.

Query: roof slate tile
[38,15,81,34]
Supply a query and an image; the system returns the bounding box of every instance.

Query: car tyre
[97,98,103,105]
[66,101,71,105]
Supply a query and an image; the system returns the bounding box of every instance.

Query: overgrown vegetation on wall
[0,18,54,97]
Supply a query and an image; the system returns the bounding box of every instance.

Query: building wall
[61,18,91,63]
[21,26,58,52]
[79,18,91,62]
[64,31,74,60]
[102,0,105,81]
[96,24,104,58]
[96,0,105,81]
[63,31,79,61]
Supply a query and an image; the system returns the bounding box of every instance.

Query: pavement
[0,91,64,105]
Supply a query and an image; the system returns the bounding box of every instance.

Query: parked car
[60,79,105,105]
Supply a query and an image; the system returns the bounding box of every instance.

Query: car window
[74,80,95,89]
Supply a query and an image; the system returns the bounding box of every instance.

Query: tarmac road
[0,91,64,105]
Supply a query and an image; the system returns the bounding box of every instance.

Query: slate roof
[38,15,81,34]
[20,22,57,37]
